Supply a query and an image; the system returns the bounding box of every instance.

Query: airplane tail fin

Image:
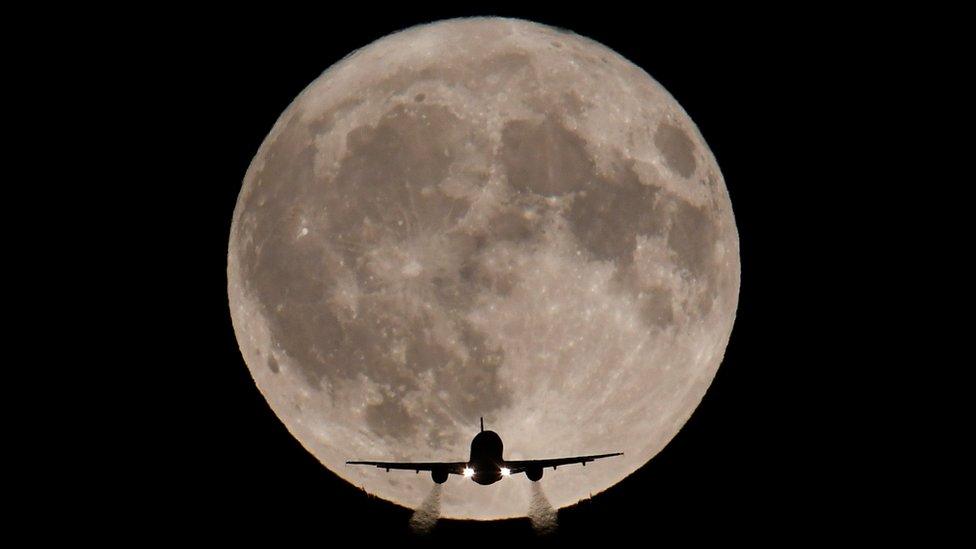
[480,417,484,432]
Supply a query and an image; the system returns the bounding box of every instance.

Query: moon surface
[228,17,739,520]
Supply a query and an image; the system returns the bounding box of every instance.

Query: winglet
[480,417,484,432]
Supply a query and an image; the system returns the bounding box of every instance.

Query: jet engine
[431,469,449,484]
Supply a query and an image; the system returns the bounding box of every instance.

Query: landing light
[501,467,511,477]
[463,467,474,478]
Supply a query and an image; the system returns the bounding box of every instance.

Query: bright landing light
[463,467,474,478]
[501,467,511,477]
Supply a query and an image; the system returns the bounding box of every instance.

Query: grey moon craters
[228,17,739,520]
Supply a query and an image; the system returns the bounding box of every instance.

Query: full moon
[228,17,739,520]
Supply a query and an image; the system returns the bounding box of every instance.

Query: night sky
[95,6,897,544]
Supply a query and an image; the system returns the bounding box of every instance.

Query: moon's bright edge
[228,17,739,520]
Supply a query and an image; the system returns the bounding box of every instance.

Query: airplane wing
[346,461,468,474]
[506,452,623,473]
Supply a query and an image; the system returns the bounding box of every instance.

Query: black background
[99,7,904,545]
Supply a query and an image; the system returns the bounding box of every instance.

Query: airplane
[347,417,622,485]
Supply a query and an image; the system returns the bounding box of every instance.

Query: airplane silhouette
[347,418,622,485]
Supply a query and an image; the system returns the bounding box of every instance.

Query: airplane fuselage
[468,429,505,485]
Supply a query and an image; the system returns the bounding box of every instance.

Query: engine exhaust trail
[409,484,442,534]
[528,482,558,534]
